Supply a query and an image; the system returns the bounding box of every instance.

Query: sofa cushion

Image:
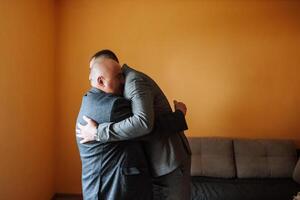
[188,137,235,178]
[234,139,297,178]
[191,176,300,200]
[293,158,300,184]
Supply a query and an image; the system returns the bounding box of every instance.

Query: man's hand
[76,116,98,144]
[173,100,187,116]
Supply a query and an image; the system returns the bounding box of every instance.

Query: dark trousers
[100,166,152,200]
[152,157,191,200]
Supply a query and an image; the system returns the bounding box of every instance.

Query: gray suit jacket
[76,87,151,199]
[97,65,192,177]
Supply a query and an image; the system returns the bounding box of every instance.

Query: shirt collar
[89,87,104,94]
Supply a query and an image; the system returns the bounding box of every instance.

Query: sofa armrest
[293,158,300,184]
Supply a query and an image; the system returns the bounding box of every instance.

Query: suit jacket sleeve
[97,76,155,142]
[155,110,188,133]
[96,75,188,143]
[132,109,188,141]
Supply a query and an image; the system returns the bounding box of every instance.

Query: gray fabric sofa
[188,137,300,200]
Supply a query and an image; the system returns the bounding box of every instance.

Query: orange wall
[0,0,55,199]
[2,0,299,197]
[55,0,300,193]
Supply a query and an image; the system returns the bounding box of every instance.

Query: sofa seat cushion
[192,176,300,200]
[188,137,235,178]
[234,139,297,178]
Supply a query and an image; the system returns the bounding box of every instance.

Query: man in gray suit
[76,62,152,200]
[77,50,191,200]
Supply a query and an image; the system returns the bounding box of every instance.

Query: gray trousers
[152,157,191,200]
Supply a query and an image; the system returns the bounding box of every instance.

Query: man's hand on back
[173,100,187,116]
[76,116,98,144]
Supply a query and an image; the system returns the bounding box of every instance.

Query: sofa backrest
[234,139,297,178]
[188,137,298,179]
[188,137,236,178]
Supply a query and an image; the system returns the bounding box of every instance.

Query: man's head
[89,57,124,95]
[90,49,119,66]
[89,49,120,71]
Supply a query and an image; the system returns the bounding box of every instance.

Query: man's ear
[97,76,104,87]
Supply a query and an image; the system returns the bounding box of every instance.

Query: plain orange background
[0,0,55,199]
[1,0,300,199]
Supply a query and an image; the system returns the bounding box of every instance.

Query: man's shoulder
[84,89,119,108]
[87,91,129,110]
[79,90,126,124]
[122,64,154,86]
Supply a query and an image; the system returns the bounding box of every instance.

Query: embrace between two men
[76,50,191,200]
